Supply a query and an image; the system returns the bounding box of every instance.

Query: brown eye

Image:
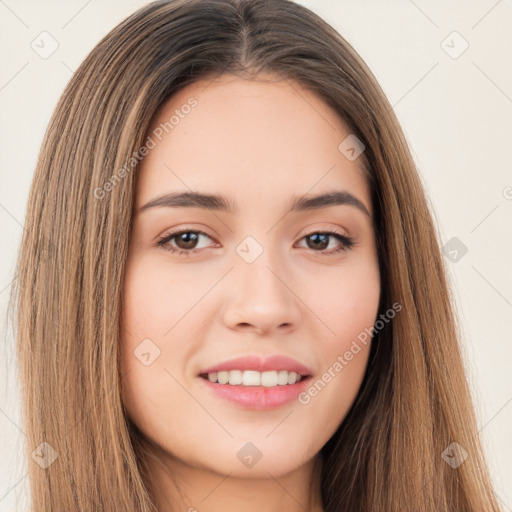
[298,231,355,254]
[156,230,215,256]
[305,233,330,250]
[156,229,355,257]
[174,232,200,250]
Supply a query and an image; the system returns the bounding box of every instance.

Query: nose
[222,252,302,336]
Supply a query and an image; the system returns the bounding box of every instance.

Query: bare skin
[120,72,380,512]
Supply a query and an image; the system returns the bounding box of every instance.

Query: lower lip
[199,376,311,410]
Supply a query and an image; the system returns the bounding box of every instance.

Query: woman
[9,0,503,510]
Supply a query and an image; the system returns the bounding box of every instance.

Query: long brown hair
[9,0,502,510]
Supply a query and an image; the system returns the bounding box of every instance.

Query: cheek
[121,254,208,340]
[299,342,371,437]
[297,257,380,431]
[119,290,191,451]
[120,259,171,428]
[119,257,211,442]
[304,253,381,341]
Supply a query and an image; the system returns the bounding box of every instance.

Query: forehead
[136,72,371,215]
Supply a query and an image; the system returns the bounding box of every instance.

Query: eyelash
[155,229,356,257]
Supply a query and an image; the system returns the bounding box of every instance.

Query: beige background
[1,1,511,510]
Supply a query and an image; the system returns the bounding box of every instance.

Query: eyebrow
[140,190,370,217]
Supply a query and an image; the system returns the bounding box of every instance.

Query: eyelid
[156,224,217,242]
[295,223,351,239]
[155,223,356,257]
[157,223,351,245]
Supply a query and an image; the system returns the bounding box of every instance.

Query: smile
[201,369,306,387]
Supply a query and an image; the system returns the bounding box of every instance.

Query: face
[120,72,380,482]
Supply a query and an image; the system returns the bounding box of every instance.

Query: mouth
[199,369,309,387]
[197,355,313,409]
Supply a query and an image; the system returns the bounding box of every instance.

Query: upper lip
[199,355,312,376]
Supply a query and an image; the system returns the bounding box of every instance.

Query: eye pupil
[177,232,199,249]
[307,233,329,250]
[159,230,349,256]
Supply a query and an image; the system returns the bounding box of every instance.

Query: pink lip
[199,355,312,376]
[197,355,313,410]
[199,376,311,410]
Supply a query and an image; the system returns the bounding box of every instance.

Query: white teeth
[243,370,260,386]
[277,370,289,385]
[217,371,229,384]
[261,371,277,387]
[204,369,305,387]
[287,371,298,385]
[228,370,243,385]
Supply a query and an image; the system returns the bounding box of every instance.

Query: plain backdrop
[1,1,511,510]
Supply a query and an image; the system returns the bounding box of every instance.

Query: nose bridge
[236,237,290,304]
[222,234,301,333]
